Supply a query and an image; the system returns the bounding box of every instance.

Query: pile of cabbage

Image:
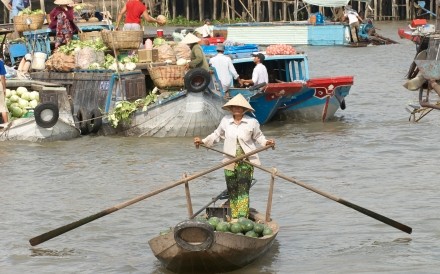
[5,87,40,119]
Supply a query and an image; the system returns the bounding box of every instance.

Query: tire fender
[174,220,215,251]
[184,68,211,93]
[77,108,90,135]
[34,102,59,128]
[88,108,102,134]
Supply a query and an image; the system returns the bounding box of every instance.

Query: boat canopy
[302,0,349,7]
[302,0,371,7]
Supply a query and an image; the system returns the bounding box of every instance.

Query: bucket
[31,52,47,70]
[157,29,164,37]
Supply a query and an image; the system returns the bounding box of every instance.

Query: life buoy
[88,108,102,134]
[174,220,215,251]
[77,108,90,135]
[34,102,59,128]
[184,68,211,93]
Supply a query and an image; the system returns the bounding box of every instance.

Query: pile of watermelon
[200,216,273,238]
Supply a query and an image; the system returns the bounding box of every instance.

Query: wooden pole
[265,168,276,222]
[183,174,194,218]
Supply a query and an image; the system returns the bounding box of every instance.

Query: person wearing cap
[239,53,268,87]
[209,43,240,98]
[181,33,209,71]
[115,0,158,31]
[49,0,79,49]
[194,94,275,220]
[0,58,8,125]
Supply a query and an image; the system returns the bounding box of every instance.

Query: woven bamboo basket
[147,64,187,89]
[79,31,102,42]
[101,30,143,50]
[14,14,45,32]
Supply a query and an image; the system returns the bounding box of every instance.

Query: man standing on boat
[239,53,268,87]
[209,44,240,98]
[344,5,363,43]
[0,58,8,124]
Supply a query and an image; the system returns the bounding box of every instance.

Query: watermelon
[245,230,258,238]
[230,223,242,234]
[263,226,273,236]
[216,221,230,232]
[208,216,220,229]
[240,219,254,232]
[253,223,264,235]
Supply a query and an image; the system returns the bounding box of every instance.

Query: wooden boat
[31,69,228,137]
[1,80,80,142]
[207,50,354,123]
[148,208,279,273]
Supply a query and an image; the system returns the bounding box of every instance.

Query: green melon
[245,230,258,238]
[263,226,273,236]
[240,219,254,232]
[216,221,230,232]
[230,223,243,234]
[208,216,221,229]
[253,223,264,235]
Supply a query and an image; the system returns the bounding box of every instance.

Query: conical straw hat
[181,33,201,44]
[222,94,255,112]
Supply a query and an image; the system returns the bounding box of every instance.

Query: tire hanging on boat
[174,220,215,251]
[77,108,90,135]
[184,68,211,93]
[34,102,59,128]
[87,108,102,134]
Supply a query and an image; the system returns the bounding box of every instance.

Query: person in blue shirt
[0,59,8,124]
[9,0,30,22]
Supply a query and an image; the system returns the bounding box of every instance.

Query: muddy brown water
[1,22,439,274]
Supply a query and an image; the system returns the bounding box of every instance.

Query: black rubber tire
[184,68,211,93]
[77,108,90,135]
[34,102,59,128]
[174,220,215,251]
[87,108,102,134]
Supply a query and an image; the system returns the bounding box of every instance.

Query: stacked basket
[14,14,45,32]
[78,31,102,42]
[101,30,143,50]
[147,64,187,89]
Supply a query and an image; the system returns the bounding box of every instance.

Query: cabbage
[31,91,39,102]
[29,99,38,108]
[125,62,136,71]
[11,106,23,118]
[5,89,11,98]
[21,91,30,101]
[16,87,28,96]
[9,94,19,103]
[18,98,29,108]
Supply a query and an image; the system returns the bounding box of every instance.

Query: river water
[1,22,439,274]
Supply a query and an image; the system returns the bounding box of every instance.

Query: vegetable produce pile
[195,216,274,238]
[17,8,44,16]
[5,87,40,119]
[57,39,108,55]
[107,93,158,128]
[265,44,296,55]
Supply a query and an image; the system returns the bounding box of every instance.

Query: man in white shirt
[240,53,268,87]
[209,44,240,98]
[196,19,214,38]
[344,5,363,43]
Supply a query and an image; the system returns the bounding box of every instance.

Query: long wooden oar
[29,145,274,246]
[200,144,412,234]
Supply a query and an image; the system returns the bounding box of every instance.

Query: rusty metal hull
[148,210,279,273]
